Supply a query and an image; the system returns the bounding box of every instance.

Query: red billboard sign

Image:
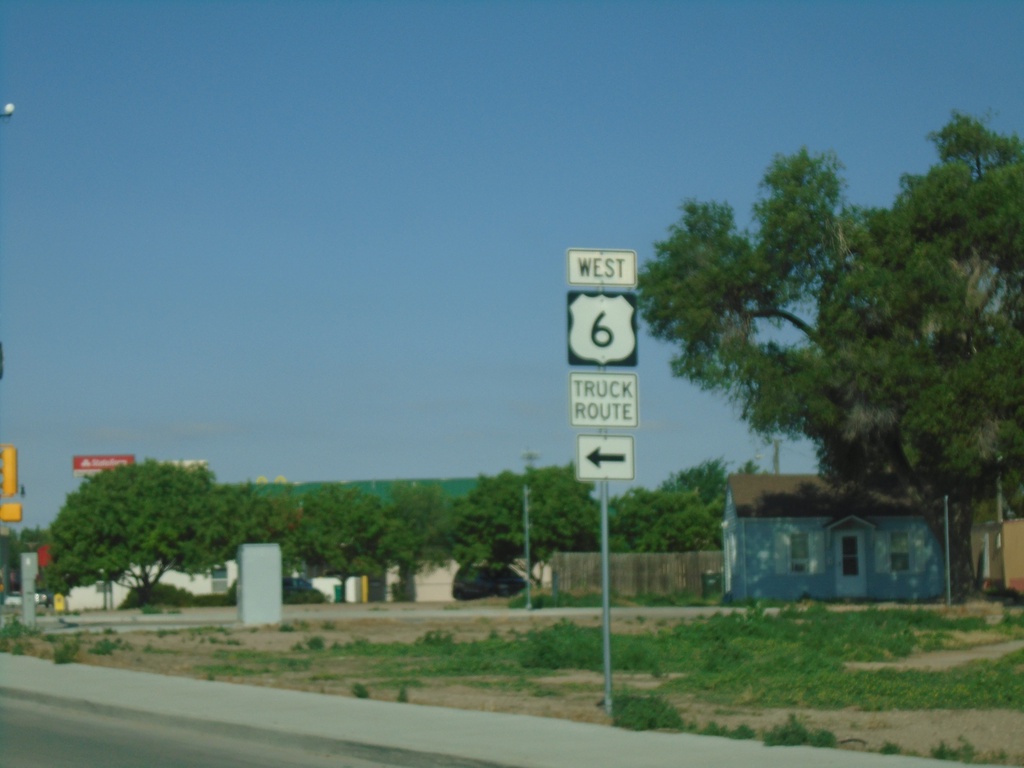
[73,455,135,477]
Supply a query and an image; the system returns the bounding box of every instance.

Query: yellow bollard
[54,593,66,613]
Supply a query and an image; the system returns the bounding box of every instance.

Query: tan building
[972,519,1024,592]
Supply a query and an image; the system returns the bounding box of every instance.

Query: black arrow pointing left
[586,447,626,468]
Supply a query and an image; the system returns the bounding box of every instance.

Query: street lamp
[522,449,539,611]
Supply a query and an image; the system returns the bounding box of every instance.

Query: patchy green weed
[612,693,683,731]
[763,715,837,748]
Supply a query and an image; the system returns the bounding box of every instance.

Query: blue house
[723,474,943,602]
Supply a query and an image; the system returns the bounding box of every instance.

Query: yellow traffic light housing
[0,444,17,497]
[0,502,22,523]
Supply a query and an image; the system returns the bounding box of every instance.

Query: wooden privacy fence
[550,551,724,597]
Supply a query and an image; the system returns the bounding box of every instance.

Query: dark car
[282,577,324,603]
[282,577,317,593]
[452,564,527,600]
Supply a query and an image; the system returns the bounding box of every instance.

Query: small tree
[384,482,454,601]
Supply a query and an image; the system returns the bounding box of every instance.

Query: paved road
[0,698,409,768]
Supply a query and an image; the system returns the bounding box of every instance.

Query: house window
[790,533,810,573]
[211,566,228,594]
[890,532,910,572]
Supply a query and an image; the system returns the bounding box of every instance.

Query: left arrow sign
[576,435,635,481]
[586,447,626,467]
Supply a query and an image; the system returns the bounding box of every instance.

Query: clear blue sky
[1,1,1022,526]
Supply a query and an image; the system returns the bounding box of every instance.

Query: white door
[835,531,866,597]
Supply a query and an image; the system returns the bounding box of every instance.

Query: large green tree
[200,483,305,570]
[638,113,1024,598]
[50,460,224,605]
[610,459,735,553]
[609,487,720,553]
[452,465,597,582]
[293,484,390,577]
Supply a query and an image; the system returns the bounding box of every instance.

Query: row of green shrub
[613,698,989,762]
[117,581,327,610]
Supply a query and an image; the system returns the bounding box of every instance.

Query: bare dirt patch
[17,602,1024,765]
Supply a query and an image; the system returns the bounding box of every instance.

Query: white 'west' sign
[567,249,637,288]
[569,372,638,428]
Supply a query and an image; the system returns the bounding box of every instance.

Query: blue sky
[1,1,1022,526]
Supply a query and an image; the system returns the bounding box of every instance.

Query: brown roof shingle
[728,474,915,519]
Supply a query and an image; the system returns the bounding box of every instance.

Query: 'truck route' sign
[569,372,638,428]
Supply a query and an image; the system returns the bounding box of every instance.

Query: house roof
[727,474,915,520]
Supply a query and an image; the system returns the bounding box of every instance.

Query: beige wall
[1004,520,1024,592]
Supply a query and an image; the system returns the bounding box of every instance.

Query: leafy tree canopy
[611,459,736,553]
[50,460,224,605]
[610,487,720,553]
[384,482,456,600]
[659,458,730,505]
[452,465,597,579]
[638,113,1024,597]
[293,484,389,576]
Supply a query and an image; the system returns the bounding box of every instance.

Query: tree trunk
[396,563,417,602]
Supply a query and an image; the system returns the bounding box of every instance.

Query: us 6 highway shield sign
[567,291,638,367]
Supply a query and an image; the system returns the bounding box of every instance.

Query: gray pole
[600,479,612,717]
[20,551,37,628]
[0,528,7,629]
[522,484,532,610]
[944,495,951,607]
[0,104,14,630]
[521,450,538,611]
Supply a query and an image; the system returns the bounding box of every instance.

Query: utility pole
[0,104,15,628]
[522,449,539,610]
[996,455,1004,524]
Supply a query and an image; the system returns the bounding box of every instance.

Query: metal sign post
[600,479,612,715]
[566,247,639,719]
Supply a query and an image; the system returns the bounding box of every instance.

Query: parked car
[1,591,52,608]
[282,577,316,594]
[282,577,325,604]
[452,564,527,600]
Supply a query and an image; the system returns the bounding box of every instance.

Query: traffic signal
[0,502,21,523]
[0,444,17,497]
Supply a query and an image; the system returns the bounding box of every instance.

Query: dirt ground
[19,602,1024,765]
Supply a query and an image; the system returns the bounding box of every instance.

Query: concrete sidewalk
[0,653,985,768]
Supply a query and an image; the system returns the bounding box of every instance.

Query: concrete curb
[0,650,987,768]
